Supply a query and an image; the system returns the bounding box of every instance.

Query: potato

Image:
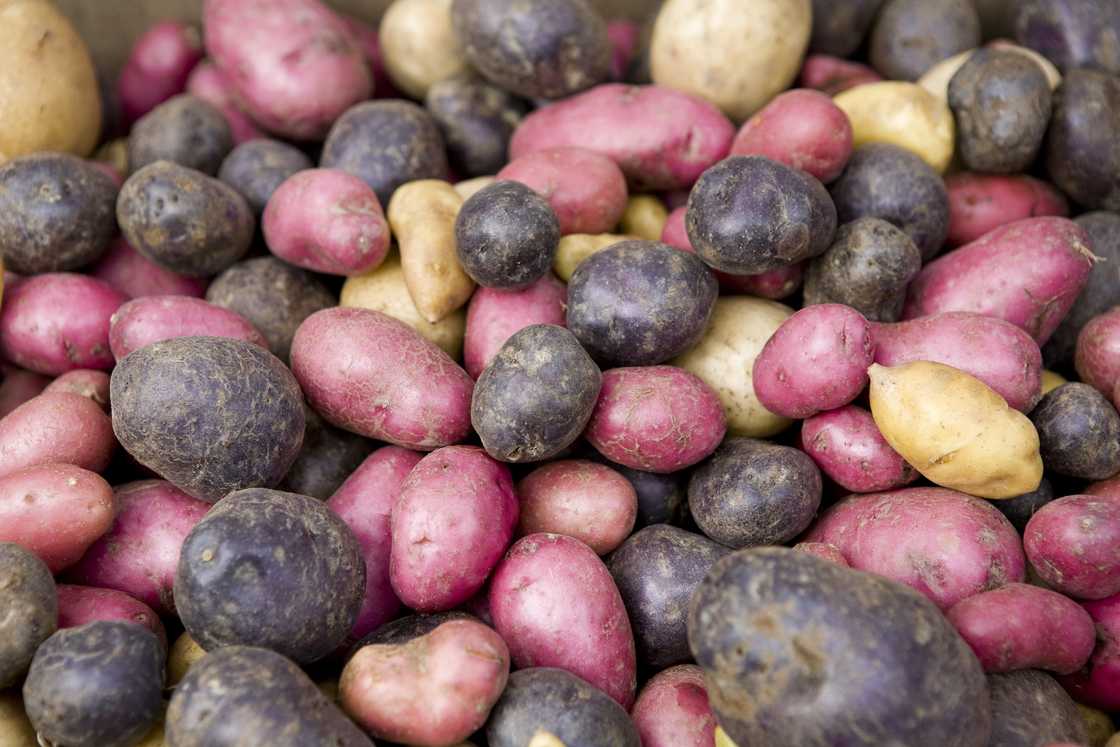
[43,369,110,410]
[1078,705,1116,747]
[276,407,373,501]
[1062,594,1120,711]
[551,232,634,282]
[917,48,975,101]
[518,460,636,555]
[90,237,208,300]
[0,367,48,419]
[800,405,918,493]
[128,94,231,176]
[427,75,528,179]
[988,40,1065,88]
[453,175,495,201]
[1076,307,1120,395]
[490,533,637,707]
[1048,212,1120,365]
[945,173,1069,249]
[808,0,885,57]
[619,194,668,241]
[988,670,1089,747]
[1031,384,1120,480]
[0,543,55,688]
[631,665,716,747]
[108,295,267,360]
[993,479,1055,534]
[1046,69,1120,211]
[870,0,981,81]
[217,139,312,216]
[800,54,883,95]
[463,274,566,379]
[0,690,36,747]
[689,547,991,746]
[1025,493,1120,600]
[56,585,166,650]
[117,20,203,126]
[455,181,560,289]
[380,0,468,99]
[167,632,206,687]
[601,460,685,528]
[833,82,956,174]
[1014,0,1120,75]
[0,0,101,162]
[793,541,849,565]
[0,395,115,480]
[184,60,265,145]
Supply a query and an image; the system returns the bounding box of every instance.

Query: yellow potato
[553,233,635,282]
[167,631,207,687]
[379,0,468,100]
[341,250,466,358]
[453,175,496,201]
[1078,704,1115,747]
[94,137,130,177]
[387,180,474,323]
[0,0,102,163]
[1107,731,1120,747]
[1041,369,1068,396]
[673,296,794,438]
[834,82,955,173]
[0,690,36,747]
[528,733,565,747]
[620,195,669,241]
[715,726,739,747]
[869,361,1043,499]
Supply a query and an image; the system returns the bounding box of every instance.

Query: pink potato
[489,532,638,708]
[0,464,114,573]
[497,148,628,235]
[800,405,918,493]
[509,83,735,191]
[792,541,850,566]
[117,21,204,126]
[90,238,208,300]
[340,15,402,99]
[731,89,854,183]
[263,169,390,276]
[872,312,1044,412]
[1060,594,1120,710]
[43,370,110,411]
[946,583,1095,675]
[517,460,637,555]
[463,274,567,379]
[56,585,167,650]
[0,393,115,478]
[185,60,265,144]
[1024,493,1120,600]
[607,20,640,81]
[945,173,1070,247]
[903,217,1095,345]
[328,446,422,644]
[1076,308,1120,396]
[753,304,876,419]
[290,307,473,450]
[66,480,210,615]
[0,273,127,376]
[631,665,718,747]
[389,446,518,612]
[0,367,50,418]
[804,487,1026,610]
[108,296,267,360]
[799,54,884,95]
[584,366,726,474]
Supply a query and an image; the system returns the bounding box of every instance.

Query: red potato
[108,296,267,360]
[607,20,640,81]
[497,148,629,235]
[800,405,918,493]
[327,446,422,644]
[1076,308,1120,396]
[730,89,854,183]
[517,460,637,555]
[390,446,518,612]
[585,366,726,474]
[185,60,265,144]
[43,370,110,411]
[1087,473,1120,499]
[90,238,208,300]
[1025,493,1120,600]
[290,307,473,450]
[489,532,638,708]
[66,480,210,615]
[792,541,850,566]
[0,393,114,478]
[945,173,1070,247]
[872,312,1044,412]
[903,217,1095,345]
[0,273,127,376]
[509,83,735,191]
[805,487,1026,610]
[631,665,717,747]
[1060,594,1120,710]
[263,169,391,276]
[799,54,884,95]
[56,585,167,649]
[0,368,50,418]
[946,583,1095,675]
[340,15,402,100]
[117,21,203,126]
[0,464,114,573]
[753,304,875,419]
[463,274,567,380]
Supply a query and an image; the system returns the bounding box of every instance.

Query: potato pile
[3,0,1120,744]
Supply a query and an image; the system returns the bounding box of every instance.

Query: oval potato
[834,81,955,173]
[379,0,467,99]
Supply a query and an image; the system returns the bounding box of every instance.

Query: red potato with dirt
[108,296,267,360]
[517,460,637,555]
[90,238,209,300]
[185,60,265,144]
[1025,493,1120,600]
[945,173,1069,247]
[1075,308,1120,396]
[43,370,110,411]
[463,274,567,380]
[56,585,167,649]
[1060,593,1120,711]
[793,541,849,565]
[117,21,204,126]
[0,393,115,478]
[800,405,918,493]
[631,665,718,747]
[799,54,883,94]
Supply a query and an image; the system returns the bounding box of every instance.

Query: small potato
[463,274,566,379]
[380,0,468,99]
[552,232,634,282]
[428,76,528,179]
[619,195,669,241]
[800,54,883,95]
[1047,69,1120,212]
[184,60,265,145]
[43,369,110,410]
[217,139,313,216]
[128,94,232,175]
[869,0,981,81]
[0,394,115,480]
[1014,0,1120,75]
[1076,307,1120,396]
[1062,594,1120,711]
[808,0,885,57]
[833,82,956,174]
[631,665,718,747]
[90,237,208,300]
[455,181,560,289]
[0,543,56,688]
[800,405,918,493]
[989,670,1089,747]
[108,295,267,360]
[1025,493,1120,600]
[1031,384,1120,480]
[56,585,166,649]
[168,632,207,687]
[519,460,636,555]
[117,21,204,127]
[945,173,1069,248]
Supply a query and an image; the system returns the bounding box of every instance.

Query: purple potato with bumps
[128,93,232,175]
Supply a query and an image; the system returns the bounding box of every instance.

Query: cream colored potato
[95,138,130,176]
[869,361,1043,500]
[379,0,468,99]
[1041,369,1068,396]
[650,0,811,122]
[168,631,207,687]
[0,690,36,747]
[672,296,794,438]
[619,195,669,241]
[553,233,635,282]
[918,43,1061,103]
[0,0,102,163]
[341,250,466,358]
[834,82,955,173]
[387,179,474,323]
[453,175,496,201]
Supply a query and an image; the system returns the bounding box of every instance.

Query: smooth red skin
[1087,474,1120,500]
[263,169,390,276]
[497,149,628,236]
[903,217,1094,345]
[56,585,167,650]
[517,460,637,555]
[340,14,401,99]
[1059,594,1120,710]
[117,21,203,126]
[185,60,266,144]
[1025,494,1120,600]
[0,464,114,573]
[463,274,567,379]
[203,0,371,140]
[509,83,735,191]
[108,296,267,360]
[0,393,115,479]
[43,370,110,411]
[606,20,640,81]
[0,274,127,376]
[0,368,50,418]
[90,237,208,300]
[947,583,1095,675]
[753,304,875,419]
[290,307,474,450]
[585,366,726,474]
[390,446,518,612]
[799,405,918,493]
[328,446,422,644]
[792,541,850,566]
[804,487,1026,610]
[731,89,854,183]
[66,480,210,615]
[945,173,1070,248]
[872,312,1044,412]
[1076,308,1120,396]
[799,54,884,95]
[631,665,717,747]
[489,532,638,708]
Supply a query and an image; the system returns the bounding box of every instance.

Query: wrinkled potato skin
[1030,383,1120,480]
[870,0,981,82]
[0,543,56,688]
[1025,493,1120,600]
[987,670,1089,747]
[834,82,956,174]
[800,405,919,493]
[128,94,233,176]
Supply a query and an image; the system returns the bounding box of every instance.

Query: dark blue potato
[277,406,373,500]
[472,324,601,463]
[610,460,686,527]
[218,139,313,216]
[1015,0,1120,75]
[426,74,529,178]
[486,668,640,747]
[1045,212,1120,365]
[607,525,729,670]
[23,621,164,747]
[567,240,718,366]
[987,670,1088,747]
[0,152,118,274]
[1046,69,1120,212]
[992,478,1054,533]
[110,336,306,502]
[455,180,560,289]
[128,94,233,176]
[809,0,885,57]
[686,155,837,275]
[167,646,373,747]
[0,543,56,688]
[870,0,981,81]
[688,547,991,747]
[174,488,365,664]
[1030,383,1120,480]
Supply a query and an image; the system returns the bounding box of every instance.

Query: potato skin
[809,0,884,57]
[90,237,208,300]
[1025,493,1120,600]
[1014,0,1120,75]
[0,543,56,688]
[870,0,981,81]
[995,479,1055,533]
[1061,594,1120,710]
[455,181,560,289]
[800,405,919,493]
[793,541,849,565]
[800,54,883,95]
[631,665,717,747]
[1031,384,1120,480]
[56,585,166,650]
[128,94,232,175]
[217,139,312,216]
[43,369,110,410]
[108,295,267,360]
[277,407,372,501]
[1049,212,1120,365]
[1046,69,1120,212]
[834,82,956,174]
[0,394,115,480]
[518,460,636,555]
[117,20,204,126]
[185,60,265,145]
[945,173,1069,249]
[427,74,528,178]
[1076,307,1120,396]
[380,0,468,99]
[987,670,1089,747]
[463,274,567,379]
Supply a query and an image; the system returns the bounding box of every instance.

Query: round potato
[834,82,956,174]
[380,0,468,99]
[518,460,636,555]
[217,138,312,216]
[427,75,528,178]
[870,0,981,82]
[128,94,233,176]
